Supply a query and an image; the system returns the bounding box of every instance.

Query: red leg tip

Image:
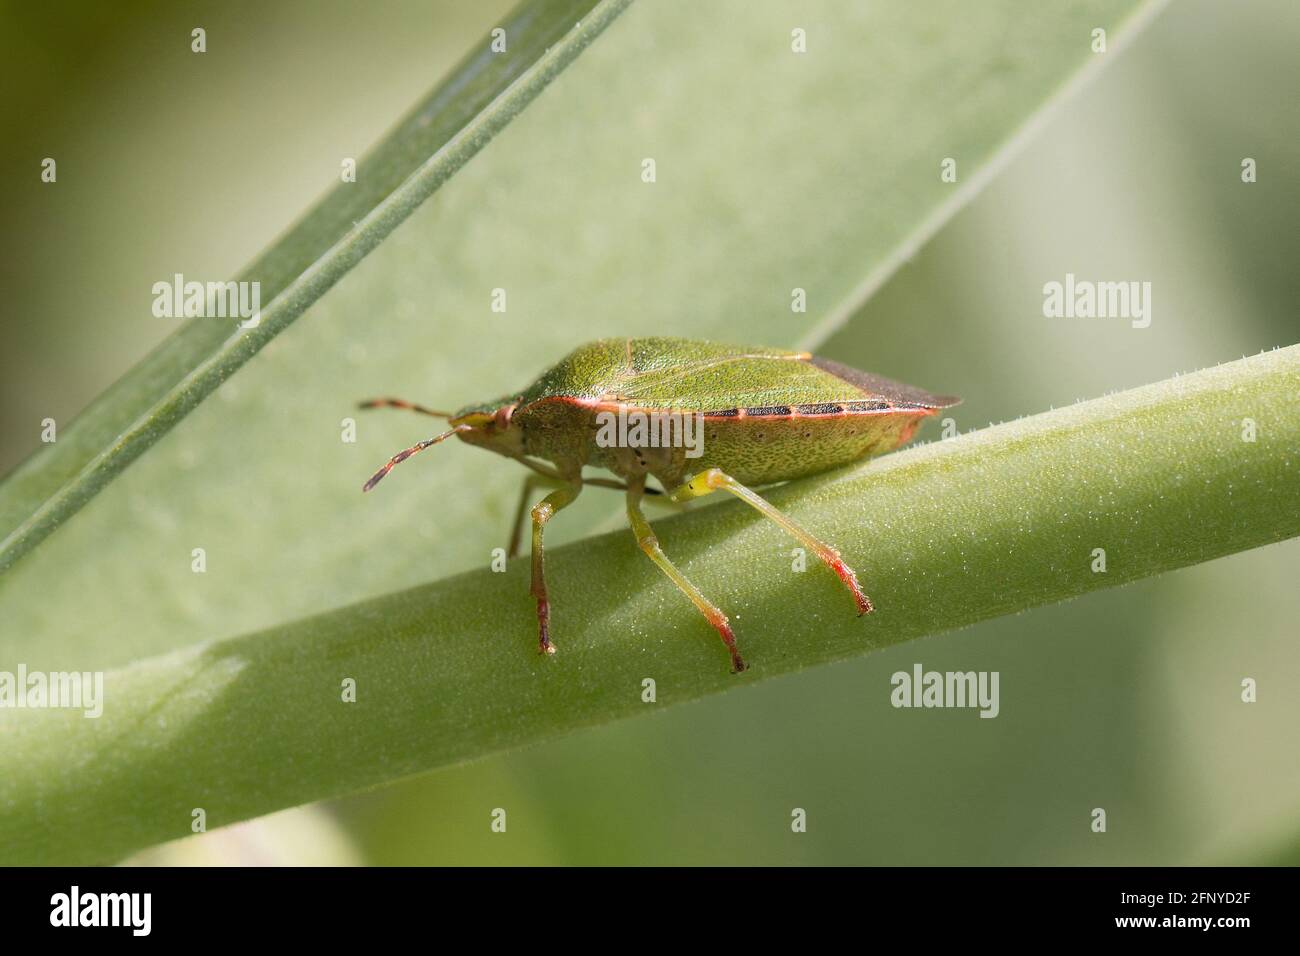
[707,615,747,673]
[827,556,873,616]
[536,597,555,655]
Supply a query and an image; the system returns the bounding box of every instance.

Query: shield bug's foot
[536,597,556,656]
[826,553,874,615]
[703,607,746,674]
[725,638,748,674]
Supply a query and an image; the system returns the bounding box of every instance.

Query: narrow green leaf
[0,0,632,574]
[4,347,1295,865]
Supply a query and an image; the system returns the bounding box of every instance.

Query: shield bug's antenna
[357,398,455,419]
[362,425,472,492]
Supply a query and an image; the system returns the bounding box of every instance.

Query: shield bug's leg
[671,468,874,615]
[626,476,747,674]
[509,473,562,560]
[512,472,661,558]
[531,482,582,656]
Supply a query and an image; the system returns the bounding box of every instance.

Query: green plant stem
[3,346,1296,864]
[0,0,632,574]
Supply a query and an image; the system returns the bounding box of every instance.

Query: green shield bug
[361,337,959,673]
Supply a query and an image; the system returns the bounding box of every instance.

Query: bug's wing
[612,348,959,412]
[612,349,821,409]
[806,356,961,410]
[514,338,800,406]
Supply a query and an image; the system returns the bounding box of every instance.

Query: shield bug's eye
[494,404,515,430]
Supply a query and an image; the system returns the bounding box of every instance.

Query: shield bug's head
[358,394,523,492]
[447,396,525,458]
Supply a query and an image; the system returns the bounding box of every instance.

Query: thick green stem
[2,347,1296,864]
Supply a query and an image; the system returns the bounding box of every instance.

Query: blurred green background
[3,0,1297,865]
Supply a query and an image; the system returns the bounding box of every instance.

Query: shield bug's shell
[497,338,958,488]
